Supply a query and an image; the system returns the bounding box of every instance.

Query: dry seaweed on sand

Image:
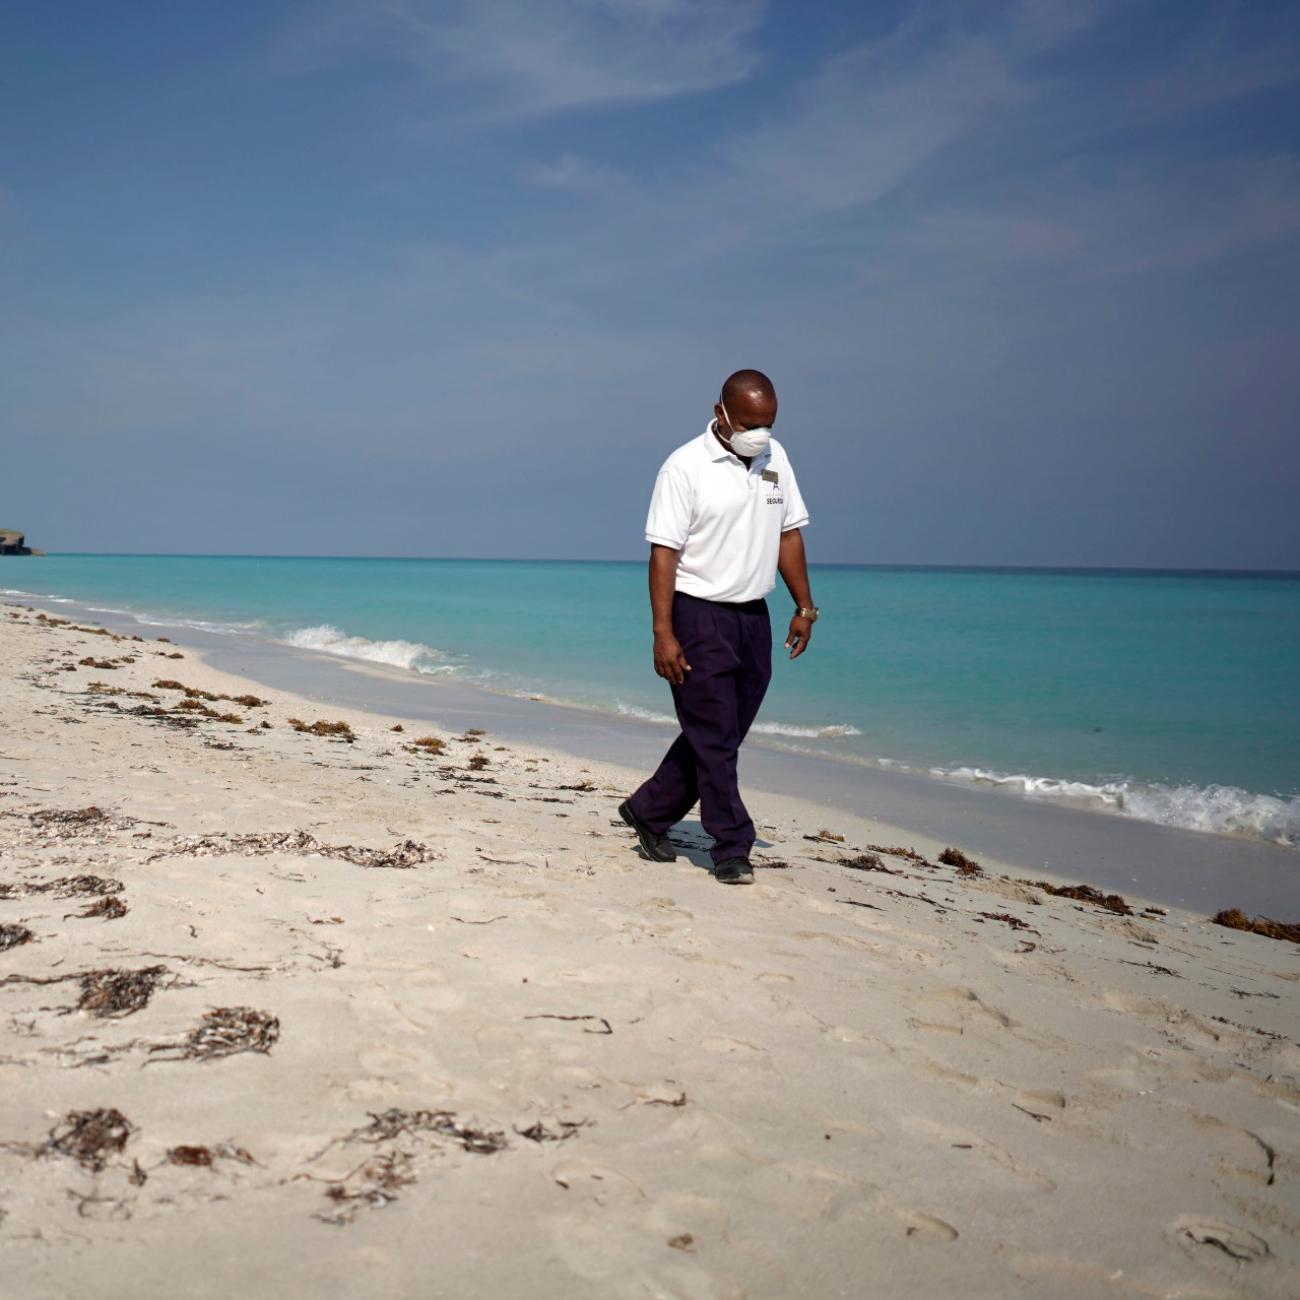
[467,753,490,771]
[514,1118,589,1143]
[149,830,439,870]
[1211,909,1300,944]
[804,828,845,843]
[78,965,171,1017]
[126,703,200,729]
[524,1013,613,1035]
[287,717,356,742]
[977,911,1037,933]
[28,805,107,828]
[2,962,178,1018]
[172,698,243,723]
[148,1006,281,1063]
[837,852,900,875]
[34,874,124,898]
[1031,881,1133,916]
[863,843,937,867]
[43,1108,135,1172]
[408,735,445,753]
[939,847,984,877]
[164,1142,254,1168]
[168,1145,214,1167]
[0,923,34,951]
[309,1151,417,1223]
[351,1108,509,1154]
[71,895,128,919]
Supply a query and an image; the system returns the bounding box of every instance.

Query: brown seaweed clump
[29,806,107,828]
[37,874,124,897]
[151,830,438,871]
[288,717,356,742]
[838,853,900,875]
[78,965,170,1018]
[73,896,129,920]
[1212,909,1300,944]
[0,923,34,951]
[78,656,119,670]
[149,1006,281,1062]
[354,1108,507,1154]
[939,847,984,877]
[320,1151,417,1223]
[1033,881,1133,916]
[165,1141,254,1168]
[172,698,244,723]
[44,1108,135,1172]
[467,754,490,771]
[410,735,445,754]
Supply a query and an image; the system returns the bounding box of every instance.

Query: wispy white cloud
[518,151,629,194]
[271,0,766,118]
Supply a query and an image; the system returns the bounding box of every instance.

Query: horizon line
[27,552,1300,577]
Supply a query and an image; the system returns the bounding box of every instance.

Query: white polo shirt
[644,422,810,603]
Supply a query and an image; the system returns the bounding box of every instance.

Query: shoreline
[1,600,1297,1297]
[10,566,1300,852]
[7,591,1299,915]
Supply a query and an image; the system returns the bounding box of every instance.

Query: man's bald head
[716,369,777,444]
[721,369,776,410]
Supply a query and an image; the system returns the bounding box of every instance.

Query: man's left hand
[785,615,813,660]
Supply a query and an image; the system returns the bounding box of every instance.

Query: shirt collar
[701,420,772,467]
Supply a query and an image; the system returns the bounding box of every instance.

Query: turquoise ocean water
[6,555,1299,847]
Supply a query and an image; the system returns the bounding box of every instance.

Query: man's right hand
[653,633,692,685]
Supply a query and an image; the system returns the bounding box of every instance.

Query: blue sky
[3,0,1298,567]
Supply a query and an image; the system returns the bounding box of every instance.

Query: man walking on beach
[620,369,817,885]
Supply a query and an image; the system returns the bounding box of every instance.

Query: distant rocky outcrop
[0,529,43,556]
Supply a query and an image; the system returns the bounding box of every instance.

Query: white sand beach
[1,602,1298,1299]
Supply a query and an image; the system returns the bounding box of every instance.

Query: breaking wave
[282,624,456,675]
[933,767,1300,847]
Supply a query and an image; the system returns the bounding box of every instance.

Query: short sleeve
[781,457,810,531]
[645,465,693,548]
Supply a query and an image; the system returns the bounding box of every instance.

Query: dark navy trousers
[628,592,772,865]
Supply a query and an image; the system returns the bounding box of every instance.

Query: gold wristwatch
[795,606,820,622]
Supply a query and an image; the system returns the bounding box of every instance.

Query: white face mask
[719,401,772,457]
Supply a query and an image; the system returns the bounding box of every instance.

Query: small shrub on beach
[468,754,490,771]
[1211,909,1300,944]
[410,736,445,754]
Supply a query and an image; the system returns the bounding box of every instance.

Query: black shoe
[618,800,677,862]
[713,858,754,885]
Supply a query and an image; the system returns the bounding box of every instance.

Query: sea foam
[282,624,455,675]
[614,701,860,739]
[933,766,1300,847]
